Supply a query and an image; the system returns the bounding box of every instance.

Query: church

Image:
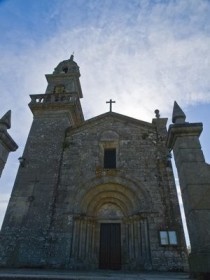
[0,56,188,271]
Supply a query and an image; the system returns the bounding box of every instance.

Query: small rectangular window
[159,231,178,246]
[160,231,169,245]
[168,231,178,245]
[104,148,116,169]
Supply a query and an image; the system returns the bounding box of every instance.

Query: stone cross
[106,99,116,112]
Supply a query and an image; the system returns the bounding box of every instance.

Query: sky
[0,0,210,246]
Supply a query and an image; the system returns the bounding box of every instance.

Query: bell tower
[46,54,82,96]
[30,54,84,125]
[0,56,84,267]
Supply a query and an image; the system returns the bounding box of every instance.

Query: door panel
[99,223,121,270]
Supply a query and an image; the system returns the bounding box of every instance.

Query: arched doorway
[97,203,123,270]
[70,182,152,270]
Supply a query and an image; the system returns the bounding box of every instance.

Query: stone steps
[0,271,190,280]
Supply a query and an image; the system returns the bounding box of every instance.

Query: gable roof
[86,111,153,127]
[66,111,155,135]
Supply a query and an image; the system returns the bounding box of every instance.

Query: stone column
[86,219,91,260]
[71,217,80,260]
[124,215,151,270]
[167,101,210,278]
[70,216,97,269]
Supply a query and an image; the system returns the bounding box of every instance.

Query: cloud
[1,1,210,118]
[47,0,210,118]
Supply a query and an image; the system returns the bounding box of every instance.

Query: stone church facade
[0,56,188,271]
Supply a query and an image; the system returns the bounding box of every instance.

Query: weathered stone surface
[167,102,210,277]
[0,110,18,177]
[0,58,187,272]
[172,101,186,124]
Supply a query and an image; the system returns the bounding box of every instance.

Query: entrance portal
[99,223,121,270]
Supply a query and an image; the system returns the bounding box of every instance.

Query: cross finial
[106,99,116,112]
[154,109,160,119]
[70,52,74,61]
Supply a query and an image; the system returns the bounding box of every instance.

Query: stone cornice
[166,122,203,149]
[0,130,18,152]
[28,93,84,125]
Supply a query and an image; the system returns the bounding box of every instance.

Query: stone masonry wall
[0,112,188,270]
[50,113,188,270]
[0,111,72,267]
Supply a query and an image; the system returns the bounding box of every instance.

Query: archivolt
[80,185,135,216]
[74,176,152,217]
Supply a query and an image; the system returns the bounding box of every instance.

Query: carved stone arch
[73,176,153,215]
[71,176,153,270]
[80,185,136,216]
[94,199,127,218]
[96,202,124,218]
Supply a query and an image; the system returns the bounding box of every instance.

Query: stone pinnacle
[172,101,186,124]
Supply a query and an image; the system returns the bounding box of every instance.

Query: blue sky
[0,0,210,245]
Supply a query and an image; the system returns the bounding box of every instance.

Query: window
[104,148,116,169]
[54,85,65,94]
[62,67,68,73]
[159,231,178,246]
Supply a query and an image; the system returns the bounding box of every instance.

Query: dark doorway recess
[99,223,121,270]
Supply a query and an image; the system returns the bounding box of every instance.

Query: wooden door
[99,223,121,270]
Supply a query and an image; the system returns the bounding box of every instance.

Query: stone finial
[0,110,11,130]
[70,53,74,61]
[172,101,186,124]
[154,109,160,119]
